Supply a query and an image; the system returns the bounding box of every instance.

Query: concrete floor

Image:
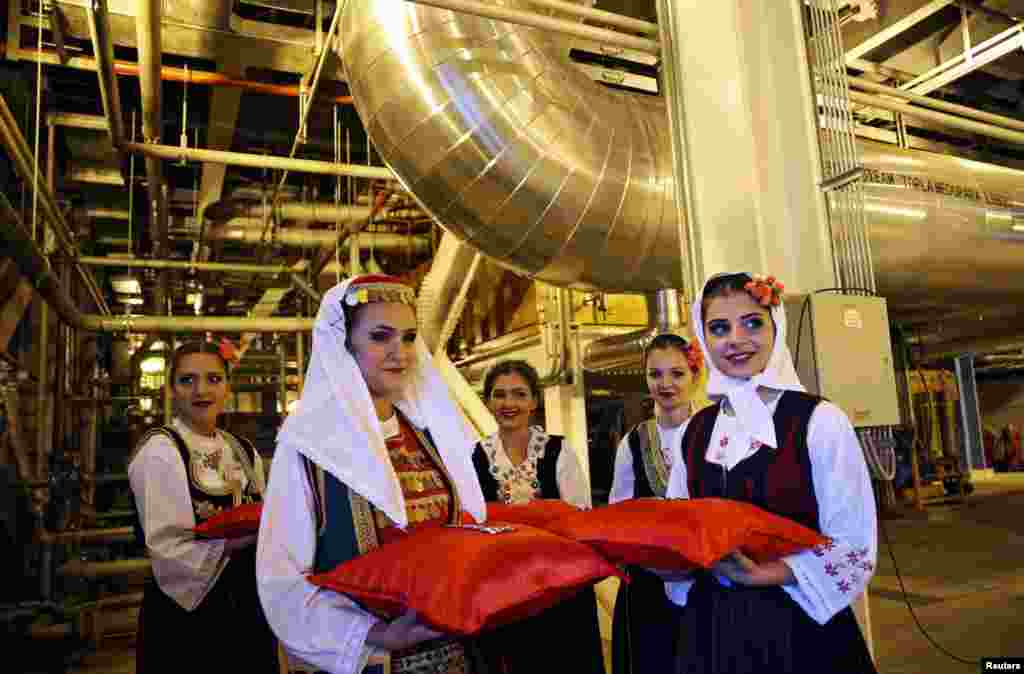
[64,474,1024,674]
[867,472,1024,674]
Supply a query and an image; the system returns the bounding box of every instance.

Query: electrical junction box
[785,293,901,428]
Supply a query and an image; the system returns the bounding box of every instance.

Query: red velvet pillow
[481,499,582,530]
[547,498,828,571]
[307,522,622,636]
[192,503,263,539]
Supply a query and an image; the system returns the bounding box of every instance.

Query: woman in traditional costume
[471,359,603,674]
[256,274,488,674]
[129,340,277,673]
[665,272,878,674]
[608,332,704,674]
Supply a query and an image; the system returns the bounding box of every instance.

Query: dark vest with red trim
[680,390,822,531]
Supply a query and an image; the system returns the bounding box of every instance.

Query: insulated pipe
[204,200,374,223]
[417,232,482,353]
[341,0,680,291]
[207,226,431,252]
[125,142,394,179]
[582,288,685,372]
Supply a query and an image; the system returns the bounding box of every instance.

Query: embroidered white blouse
[608,420,686,503]
[664,398,878,625]
[478,427,591,509]
[128,417,265,611]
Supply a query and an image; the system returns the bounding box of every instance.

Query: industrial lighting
[111,274,142,295]
[1012,224,1024,233]
[140,355,166,374]
[118,296,144,305]
[139,397,153,412]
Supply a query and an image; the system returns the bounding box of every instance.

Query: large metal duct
[339,0,681,292]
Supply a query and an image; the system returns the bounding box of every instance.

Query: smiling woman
[469,359,604,674]
[128,340,277,674]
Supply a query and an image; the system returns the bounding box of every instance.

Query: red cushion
[307,522,622,636]
[480,499,581,530]
[192,503,263,539]
[547,498,828,571]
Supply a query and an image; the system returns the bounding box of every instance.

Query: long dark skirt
[136,547,278,673]
[674,575,877,674]
[476,587,605,674]
[611,567,683,674]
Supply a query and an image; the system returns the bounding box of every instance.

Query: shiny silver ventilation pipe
[135,0,168,256]
[340,0,681,292]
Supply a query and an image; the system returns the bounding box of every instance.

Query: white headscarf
[691,272,805,452]
[276,276,486,528]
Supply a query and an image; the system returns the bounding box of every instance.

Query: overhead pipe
[80,315,314,333]
[0,95,110,314]
[85,0,126,163]
[523,0,657,35]
[126,141,394,179]
[848,90,1024,148]
[404,0,660,54]
[77,256,299,275]
[848,76,1024,134]
[135,0,168,256]
[204,200,374,223]
[207,225,430,252]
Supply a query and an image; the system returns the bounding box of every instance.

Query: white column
[657,0,836,294]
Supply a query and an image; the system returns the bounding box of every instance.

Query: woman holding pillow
[471,359,604,674]
[129,340,276,673]
[608,332,705,674]
[256,275,489,674]
[665,272,878,674]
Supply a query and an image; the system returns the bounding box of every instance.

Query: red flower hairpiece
[685,343,704,374]
[744,275,785,308]
[217,338,240,365]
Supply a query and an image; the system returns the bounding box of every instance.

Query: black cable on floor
[877,513,979,666]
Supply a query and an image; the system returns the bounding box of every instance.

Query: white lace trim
[480,427,549,504]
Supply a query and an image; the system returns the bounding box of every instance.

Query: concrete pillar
[657,0,836,294]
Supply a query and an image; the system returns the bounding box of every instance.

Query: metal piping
[204,200,374,223]
[85,0,126,161]
[848,90,1024,148]
[523,0,657,35]
[206,225,431,252]
[0,95,110,315]
[404,0,659,54]
[135,0,168,256]
[848,76,1024,134]
[77,256,299,275]
[340,0,681,291]
[125,141,394,179]
[582,288,685,372]
[417,232,482,353]
[80,315,315,333]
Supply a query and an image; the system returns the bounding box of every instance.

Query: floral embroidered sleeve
[781,402,878,625]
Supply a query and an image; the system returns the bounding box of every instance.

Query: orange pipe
[0,43,352,105]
